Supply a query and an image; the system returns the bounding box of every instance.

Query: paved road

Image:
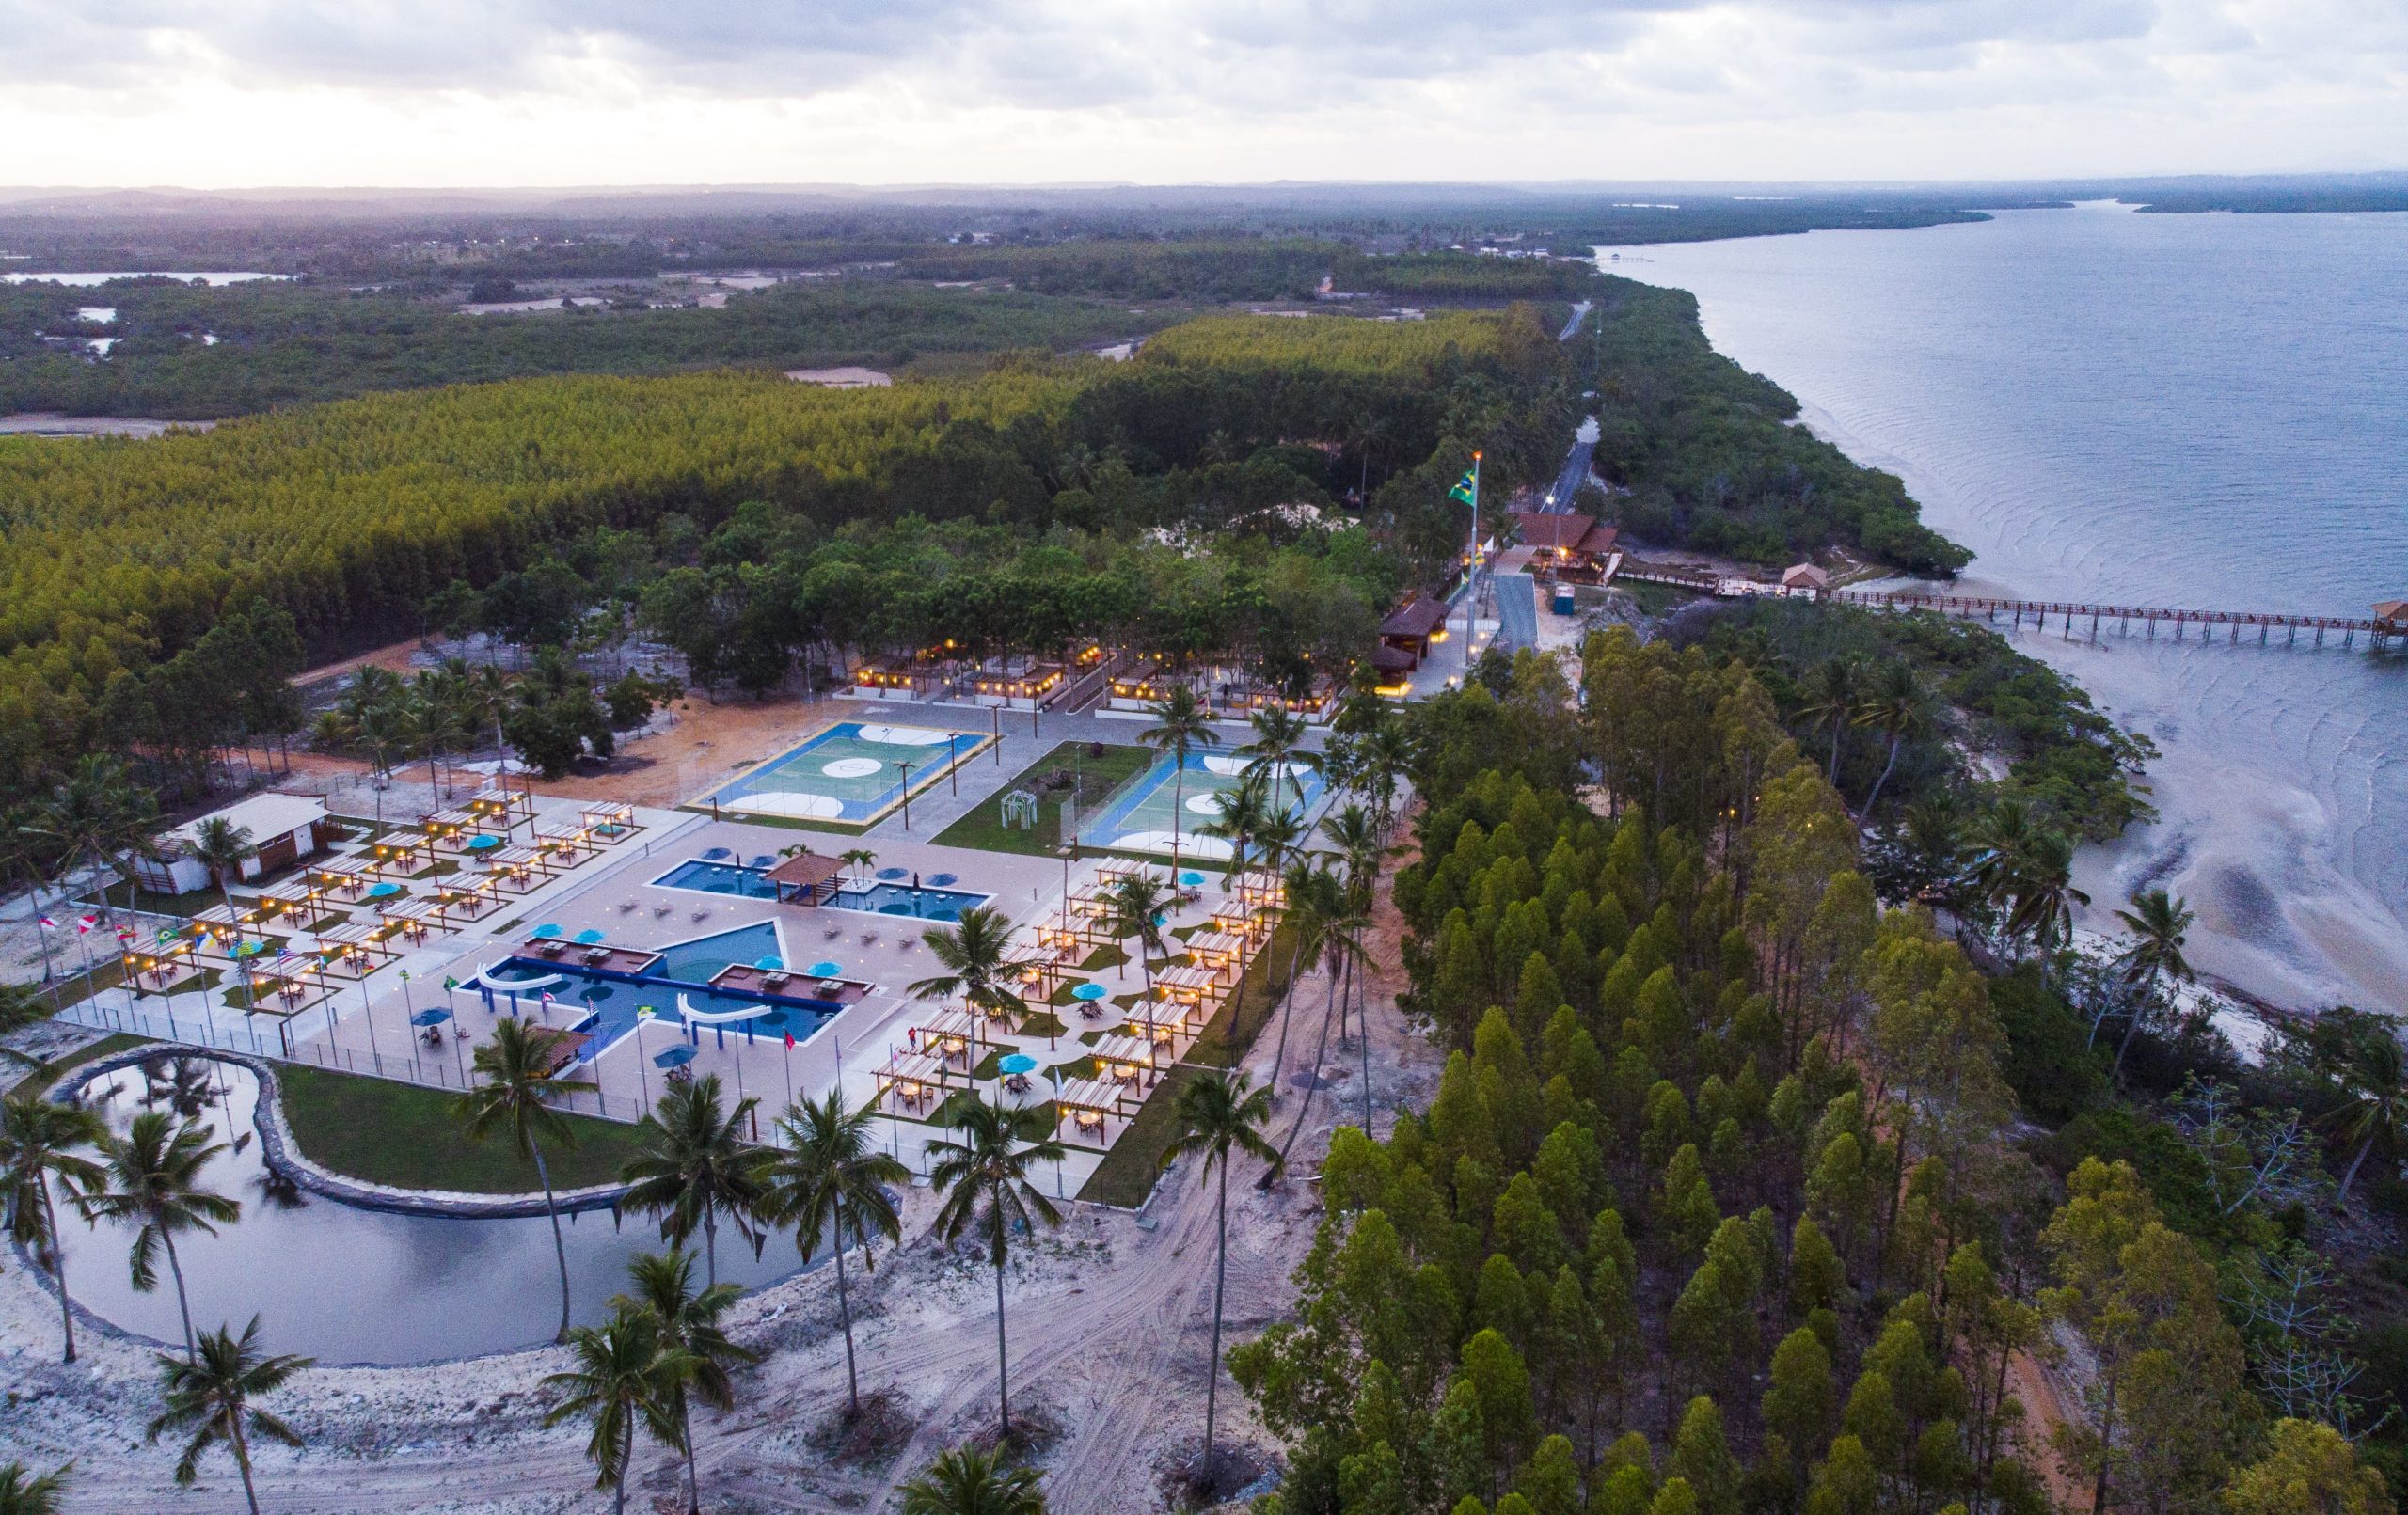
[1493,571,1539,654]
[1559,299,1592,340]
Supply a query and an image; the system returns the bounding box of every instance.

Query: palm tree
[910,904,1034,1029]
[1320,802,1388,1127]
[1237,705,1318,812]
[1795,655,1866,785]
[1100,875,1172,1052]
[463,663,515,764]
[2326,1027,2405,1201]
[898,1444,1048,1515]
[81,1110,238,1363]
[1196,770,1274,886]
[926,1101,1067,1443]
[542,1307,693,1515]
[33,754,160,921]
[146,1316,312,1515]
[2108,888,2195,1077]
[1262,863,1341,1099]
[618,1074,769,1291]
[3,802,66,1009]
[1966,798,2038,944]
[2,1093,106,1362]
[1163,1072,1281,1485]
[188,816,257,998]
[0,1461,71,1514]
[839,847,878,888]
[1358,718,1413,830]
[394,682,465,801]
[454,1018,593,1340]
[2004,828,2088,975]
[612,1248,756,1515]
[1850,662,1929,816]
[765,1091,909,1418]
[1274,888,1370,1172]
[341,665,405,826]
[1139,684,1216,869]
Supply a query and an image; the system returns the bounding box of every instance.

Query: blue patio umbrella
[1179,871,1206,887]
[750,854,776,867]
[654,1044,697,1069]
[366,881,403,899]
[1070,982,1108,1002]
[466,834,501,851]
[573,927,606,944]
[875,866,909,880]
[532,923,564,939]
[753,955,784,971]
[410,1007,452,1027]
[997,1053,1038,1075]
[702,846,733,860]
[927,872,958,887]
[807,959,844,978]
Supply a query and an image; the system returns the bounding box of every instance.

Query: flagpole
[1465,449,1481,671]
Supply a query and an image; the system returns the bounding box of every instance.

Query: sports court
[1079,750,1326,857]
[697,720,990,824]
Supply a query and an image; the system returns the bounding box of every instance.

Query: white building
[135,793,333,895]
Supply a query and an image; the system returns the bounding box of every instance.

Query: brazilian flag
[1448,468,1478,506]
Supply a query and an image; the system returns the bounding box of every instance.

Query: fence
[52,993,650,1123]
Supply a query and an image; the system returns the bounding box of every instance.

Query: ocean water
[1595,204,2408,1013]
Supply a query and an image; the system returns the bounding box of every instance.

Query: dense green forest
[0,278,1185,419]
[1232,638,2400,1515]
[0,308,1571,797]
[1582,285,1971,577]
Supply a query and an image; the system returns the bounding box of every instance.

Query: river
[1595,203,2408,1015]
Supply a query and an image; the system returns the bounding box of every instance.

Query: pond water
[52,1058,811,1365]
[3,271,287,287]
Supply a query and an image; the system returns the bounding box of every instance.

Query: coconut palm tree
[33,754,160,921]
[341,665,406,825]
[611,1248,756,1515]
[1794,655,1866,786]
[3,803,66,1009]
[542,1307,693,1515]
[898,1444,1049,1515]
[1163,1072,1280,1485]
[188,817,257,998]
[1273,888,1370,1173]
[393,682,465,801]
[1358,718,1414,830]
[1262,862,1341,1100]
[1099,875,1172,1048]
[454,1018,593,1340]
[926,1101,1067,1443]
[80,1110,238,1363]
[910,905,1034,1029]
[2004,828,2089,976]
[839,847,878,888]
[1196,770,1274,886]
[2,1093,106,1363]
[146,1316,312,1515]
[618,1074,770,1291]
[2325,1026,2406,1202]
[1237,705,1318,812]
[0,1460,71,1514]
[1850,662,1930,817]
[1966,798,2038,945]
[1320,802,1388,1127]
[765,1091,909,1418]
[2108,888,2196,1077]
[462,663,515,765]
[1139,683,1216,869]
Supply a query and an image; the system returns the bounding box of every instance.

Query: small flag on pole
[1448,468,1478,506]
[784,1031,796,1049]
[38,915,55,930]
[442,975,459,991]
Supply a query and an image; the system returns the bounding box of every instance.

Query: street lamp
[894,759,917,829]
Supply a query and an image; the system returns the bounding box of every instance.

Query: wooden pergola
[364,833,436,876]
[580,802,637,839]
[313,922,396,979]
[875,1049,965,1115]
[1184,931,1248,979]
[1052,1077,1138,1144]
[910,1007,982,1069]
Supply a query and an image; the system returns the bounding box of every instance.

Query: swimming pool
[823,882,990,922]
[698,720,989,822]
[470,922,830,1058]
[654,859,780,898]
[1080,749,1326,857]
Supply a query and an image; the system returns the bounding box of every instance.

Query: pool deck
[278,807,1250,1194]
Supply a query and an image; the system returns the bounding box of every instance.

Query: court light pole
[894,760,916,830]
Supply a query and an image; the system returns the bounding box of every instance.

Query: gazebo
[766,849,846,907]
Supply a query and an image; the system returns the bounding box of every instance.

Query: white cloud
[3,0,2400,184]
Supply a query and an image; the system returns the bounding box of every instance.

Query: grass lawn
[931,742,1153,856]
[1079,1063,1201,1207]
[276,1063,652,1192]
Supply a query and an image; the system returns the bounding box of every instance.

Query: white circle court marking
[821,757,883,778]
[1185,793,1226,815]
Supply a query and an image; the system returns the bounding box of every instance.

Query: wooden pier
[1829,590,2407,654]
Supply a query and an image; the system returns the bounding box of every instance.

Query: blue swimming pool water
[653,860,780,898]
[824,883,990,921]
[473,923,823,1061]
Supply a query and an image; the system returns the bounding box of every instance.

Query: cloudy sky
[8,0,2402,187]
